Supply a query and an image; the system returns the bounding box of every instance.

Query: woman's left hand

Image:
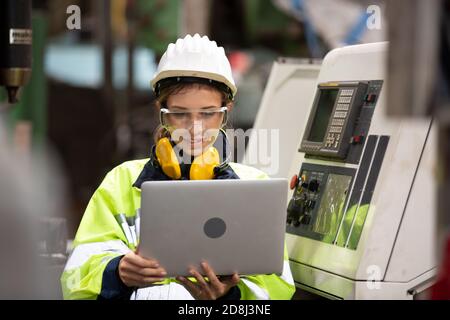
[176,262,240,300]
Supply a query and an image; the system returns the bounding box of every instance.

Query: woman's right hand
[118,251,167,288]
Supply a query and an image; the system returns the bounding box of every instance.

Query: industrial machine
[285,42,436,299]
[0,0,32,103]
[248,42,437,299]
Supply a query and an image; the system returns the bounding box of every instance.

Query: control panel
[286,163,355,244]
[287,79,386,248]
[299,80,383,163]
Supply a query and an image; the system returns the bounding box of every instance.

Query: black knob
[286,198,305,226]
[308,179,319,192]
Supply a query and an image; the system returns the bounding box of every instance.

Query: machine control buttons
[336,103,349,111]
[364,93,377,103]
[287,185,311,226]
[329,126,343,133]
[326,132,337,148]
[331,118,345,126]
[290,175,298,190]
[334,111,348,118]
[338,96,352,103]
[340,89,354,96]
[303,144,321,150]
[286,198,304,226]
[350,135,364,144]
[308,179,319,192]
[286,171,325,228]
[326,132,340,148]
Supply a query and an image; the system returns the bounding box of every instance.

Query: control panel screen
[307,89,338,143]
[312,173,352,238]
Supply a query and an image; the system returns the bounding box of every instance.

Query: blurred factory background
[3,0,450,300]
[0,0,386,240]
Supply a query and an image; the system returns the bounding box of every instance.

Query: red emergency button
[350,135,364,144]
[290,174,298,190]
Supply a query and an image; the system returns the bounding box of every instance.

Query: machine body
[286,42,436,299]
[248,42,436,299]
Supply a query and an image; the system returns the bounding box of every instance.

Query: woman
[61,34,295,300]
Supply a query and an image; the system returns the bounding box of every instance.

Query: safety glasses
[159,106,228,128]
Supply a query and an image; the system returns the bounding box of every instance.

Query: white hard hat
[151,34,237,99]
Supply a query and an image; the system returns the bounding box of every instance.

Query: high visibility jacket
[61,159,296,300]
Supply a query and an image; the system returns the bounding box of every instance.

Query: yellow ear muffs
[190,146,220,180]
[155,137,221,180]
[155,137,181,179]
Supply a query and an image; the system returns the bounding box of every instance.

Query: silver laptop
[139,179,288,277]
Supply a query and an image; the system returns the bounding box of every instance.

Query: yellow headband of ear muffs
[155,137,221,180]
